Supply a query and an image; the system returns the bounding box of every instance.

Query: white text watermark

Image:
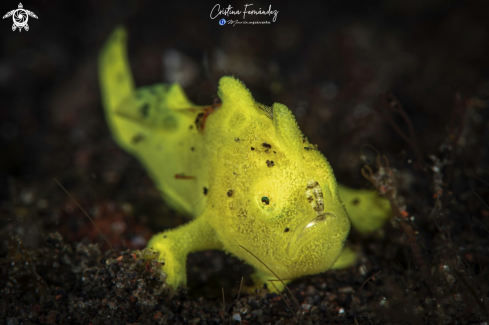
[210,4,278,26]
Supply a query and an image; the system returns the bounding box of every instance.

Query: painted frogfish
[98,27,391,292]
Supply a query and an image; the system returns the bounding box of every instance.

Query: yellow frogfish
[98,27,391,292]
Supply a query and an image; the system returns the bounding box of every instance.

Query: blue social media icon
[219,19,226,25]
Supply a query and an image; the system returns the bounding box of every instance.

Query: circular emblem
[219,19,226,26]
[13,8,28,28]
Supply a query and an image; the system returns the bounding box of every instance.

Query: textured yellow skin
[98,27,391,292]
[338,185,392,234]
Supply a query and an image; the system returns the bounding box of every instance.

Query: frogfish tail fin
[98,26,136,151]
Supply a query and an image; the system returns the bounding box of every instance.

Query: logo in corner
[3,3,38,32]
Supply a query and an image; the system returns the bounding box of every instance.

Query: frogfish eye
[261,196,270,205]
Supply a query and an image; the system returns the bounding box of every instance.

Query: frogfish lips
[285,180,350,270]
[286,207,350,261]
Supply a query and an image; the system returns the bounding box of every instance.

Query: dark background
[1,0,488,188]
[1,0,489,323]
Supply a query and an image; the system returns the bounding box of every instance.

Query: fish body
[98,27,390,291]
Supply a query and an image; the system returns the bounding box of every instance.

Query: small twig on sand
[239,245,300,319]
[268,281,296,319]
[222,288,226,314]
[360,270,382,291]
[236,277,243,304]
[54,178,116,255]
[361,156,433,293]
[373,92,424,171]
